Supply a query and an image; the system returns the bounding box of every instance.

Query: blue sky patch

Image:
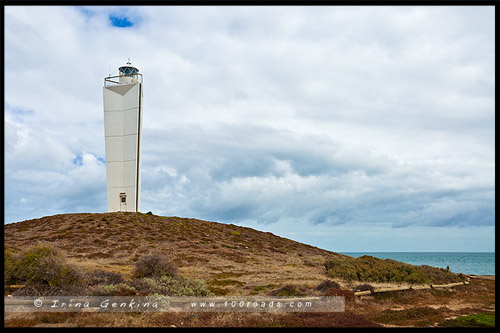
[109,14,134,28]
[72,155,83,166]
[6,104,34,123]
[75,6,94,18]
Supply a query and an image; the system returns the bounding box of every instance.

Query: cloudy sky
[4,6,495,252]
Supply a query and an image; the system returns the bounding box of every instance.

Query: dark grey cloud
[137,123,494,229]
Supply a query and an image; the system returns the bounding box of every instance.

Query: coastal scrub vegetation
[132,275,212,296]
[133,251,178,278]
[316,279,341,292]
[353,284,375,293]
[5,244,84,295]
[324,255,466,284]
[3,212,495,328]
[5,245,211,297]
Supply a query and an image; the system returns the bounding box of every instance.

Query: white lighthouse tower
[103,61,143,212]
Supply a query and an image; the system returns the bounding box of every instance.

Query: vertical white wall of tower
[103,80,143,212]
[136,83,143,212]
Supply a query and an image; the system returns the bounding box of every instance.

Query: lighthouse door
[119,193,127,211]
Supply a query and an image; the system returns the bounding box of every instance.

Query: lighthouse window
[121,196,126,203]
[119,67,139,75]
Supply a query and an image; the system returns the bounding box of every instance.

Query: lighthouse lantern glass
[118,66,139,84]
[119,67,138,75]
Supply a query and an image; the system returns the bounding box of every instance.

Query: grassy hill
[5,212,347,296]
[3,213,494,328]
[5,212,466,295]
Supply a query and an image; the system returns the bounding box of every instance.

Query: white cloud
[4,6,495,251]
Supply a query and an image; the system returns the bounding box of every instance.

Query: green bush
[134,252,178,278]
[324,258,359,281]
[132,275,212,296]
[270,284,307,297]
[353,284,374,293]
[4,248,18,285]
[276,285,299,297]
[316,280,341,292]
[324,255,463,284]
[11,284,73,297]
[86,270,125,286]
[420,265,465,284]
[88,283,137,296]
[5,244,83,289]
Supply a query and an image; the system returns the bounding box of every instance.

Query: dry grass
[349,277,496,328]
[4,311,382,328]
[5,212,343,296]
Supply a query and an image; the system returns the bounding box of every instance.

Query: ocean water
[340,252,495,276]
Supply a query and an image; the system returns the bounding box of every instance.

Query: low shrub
[324,256,462,284]
[277,312,382,328]
[4,248,19,285]
[316,280,341,292]
[420,265,466,284]
[252,284,276,292]
[208,279,245,287]
[376,306,443,325]
[208,286,229,296]
[132,275,212,296]
[88,283,137,296]
[11,284,87,296]
[86,270,125,286]
[134,251,178,278]
[324,258,359,281]
[353,284,374,293]
[270,284,307,297]
[5,244,83,290]
[324,288,356,303]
